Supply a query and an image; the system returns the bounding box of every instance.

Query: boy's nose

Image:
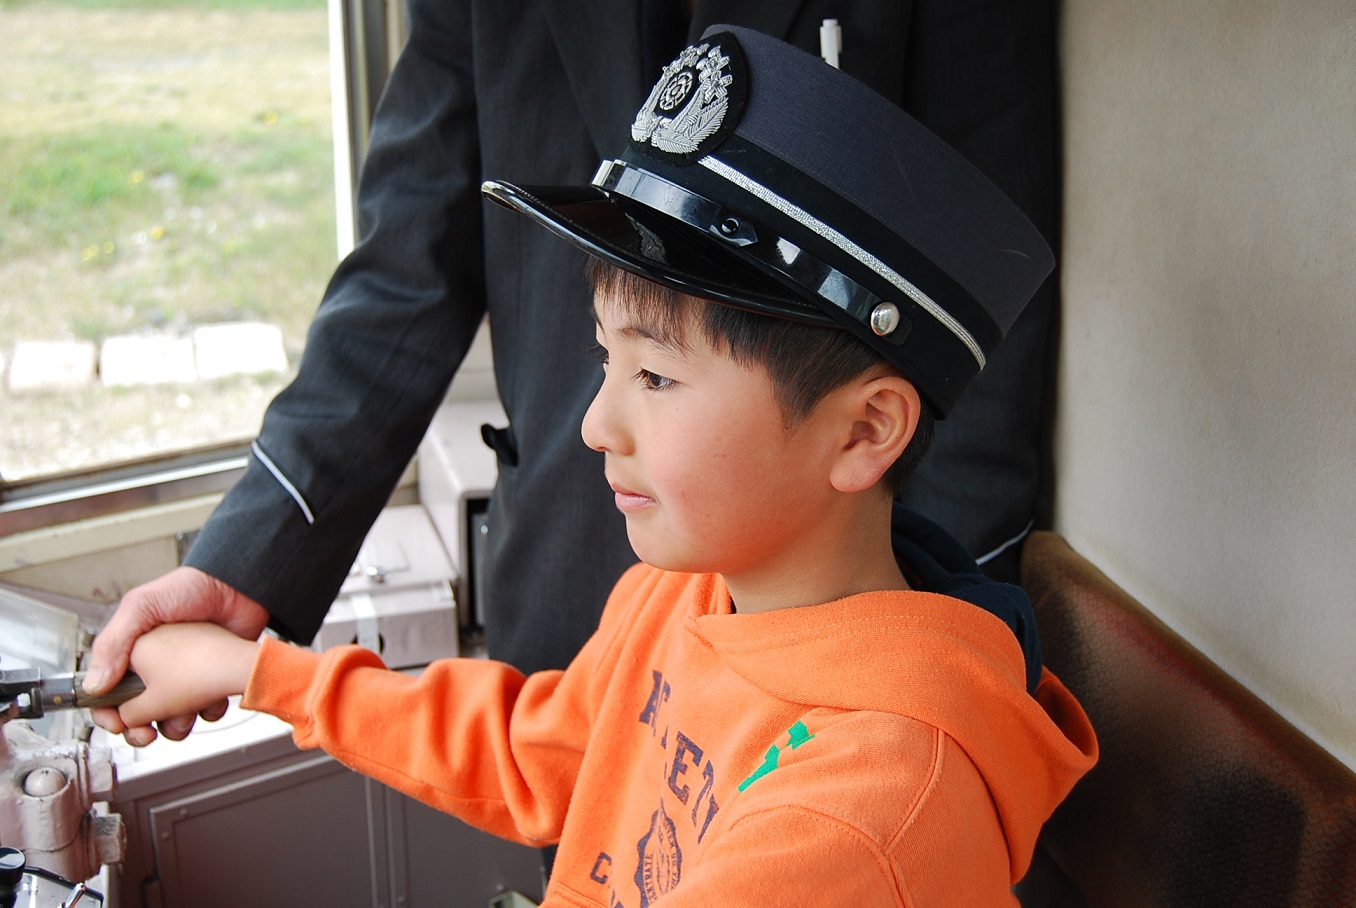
[581,380,629,454]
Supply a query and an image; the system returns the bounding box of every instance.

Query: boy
[102,26,1096,906]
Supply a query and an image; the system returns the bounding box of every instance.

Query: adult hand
[84,566,270,745]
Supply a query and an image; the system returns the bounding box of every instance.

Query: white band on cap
[697,155,985,369]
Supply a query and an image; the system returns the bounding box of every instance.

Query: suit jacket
[186,0,1058,675]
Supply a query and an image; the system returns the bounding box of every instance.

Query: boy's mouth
[607,479,655,514]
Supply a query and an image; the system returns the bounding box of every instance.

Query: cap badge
[631,37,744,160]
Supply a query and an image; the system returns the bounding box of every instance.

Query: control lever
[0,669,145,722]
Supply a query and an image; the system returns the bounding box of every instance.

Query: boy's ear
[828,373,920,495]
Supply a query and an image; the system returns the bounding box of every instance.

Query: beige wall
[1054,1,1356,768]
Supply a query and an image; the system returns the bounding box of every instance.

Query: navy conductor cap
[482,24,1054,415]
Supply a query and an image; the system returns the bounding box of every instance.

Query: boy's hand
[83,566,270,742]
[90,623,259,746]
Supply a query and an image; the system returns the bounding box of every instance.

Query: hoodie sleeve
[648,809,910,907]
[241,640,579,845]
[580,678,1022,908]
[238,568,652,846]
[632,730,1017,908]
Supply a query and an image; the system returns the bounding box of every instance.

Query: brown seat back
[1016,531,1356,908]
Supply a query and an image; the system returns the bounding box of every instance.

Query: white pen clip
[819,18,842,69]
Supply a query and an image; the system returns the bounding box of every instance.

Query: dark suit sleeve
[892,0,1061,581]
[184,0,485,643]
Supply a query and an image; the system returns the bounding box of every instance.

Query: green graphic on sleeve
[737,745,779,792]
[737,721,816,792]
[786,720,815,750]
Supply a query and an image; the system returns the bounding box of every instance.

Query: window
[0,0,343,486]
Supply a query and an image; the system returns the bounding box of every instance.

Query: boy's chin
[626,531,709,576]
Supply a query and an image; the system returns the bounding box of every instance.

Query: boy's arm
[234,569,654,843]
[642,787,1007,908]
[94,627,587,845]
[100,570,641,844]
[239,637,592,846]
[94,623,259,737]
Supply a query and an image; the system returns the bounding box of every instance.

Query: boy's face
[582,290,843,581]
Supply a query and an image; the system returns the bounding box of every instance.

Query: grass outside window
[0,0,337,480]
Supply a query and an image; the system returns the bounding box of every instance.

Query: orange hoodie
[244,564,1096,907]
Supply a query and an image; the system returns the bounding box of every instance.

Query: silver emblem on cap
[632,42,734,155]
[870,302,901,337]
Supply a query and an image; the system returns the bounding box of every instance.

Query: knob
[0,847,25,902]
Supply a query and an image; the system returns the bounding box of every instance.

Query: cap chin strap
[593,158,911,348]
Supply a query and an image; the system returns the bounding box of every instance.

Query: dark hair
[587,259,935,496]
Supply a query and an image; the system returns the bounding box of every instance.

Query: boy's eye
[587,342,609,366]
[636,369,675,392]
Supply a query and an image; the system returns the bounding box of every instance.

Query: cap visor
[482,180,831,325]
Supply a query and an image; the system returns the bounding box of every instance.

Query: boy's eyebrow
[589,302,681,349]
[619,323,665,343]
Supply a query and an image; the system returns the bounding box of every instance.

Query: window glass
[0,0,336,482]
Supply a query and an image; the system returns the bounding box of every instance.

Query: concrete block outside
[193,322,289,380]
[7,340,98,393]
[99,334,198,386]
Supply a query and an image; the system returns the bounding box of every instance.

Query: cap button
[870,302,901,336]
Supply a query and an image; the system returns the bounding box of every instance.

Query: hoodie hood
[891,504,1044,692]
[691,510,1097,880]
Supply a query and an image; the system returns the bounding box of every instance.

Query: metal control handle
[0,670,145,721]
[43,672,147,714]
